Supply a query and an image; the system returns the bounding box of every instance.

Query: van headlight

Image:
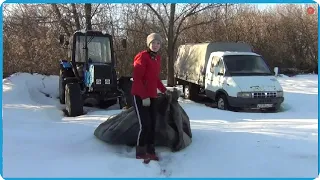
[237,92,252,98]
[276,91,283,97]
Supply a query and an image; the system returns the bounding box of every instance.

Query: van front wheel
[217,94,230,110]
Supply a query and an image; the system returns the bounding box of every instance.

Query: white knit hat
[146,33,162,46]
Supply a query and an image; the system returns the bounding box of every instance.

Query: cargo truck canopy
[174,42,253,84]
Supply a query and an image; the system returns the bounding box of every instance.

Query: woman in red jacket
[131,33,167,161]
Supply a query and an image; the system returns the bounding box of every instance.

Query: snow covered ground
[2,73,318,178]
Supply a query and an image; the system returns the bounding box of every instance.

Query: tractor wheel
[59,71,66,104]
[65,83,83,117]
[59,69,74,104]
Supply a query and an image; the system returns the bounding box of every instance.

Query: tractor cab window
[75,35,112,63]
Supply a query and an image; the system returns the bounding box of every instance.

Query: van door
[216,59,226,89]
[205,55,221,96]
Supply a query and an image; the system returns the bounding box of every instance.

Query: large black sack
[94,88,192,152]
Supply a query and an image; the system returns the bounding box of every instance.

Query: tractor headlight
[237,92,252,98]
[105,79,110,84]
[96,79,101,84]
[276,91,283,97]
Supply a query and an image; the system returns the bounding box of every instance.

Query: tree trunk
[51,4,70,36]
[85,4,92,30]
[167,3,176,87]
[71,4,81,30]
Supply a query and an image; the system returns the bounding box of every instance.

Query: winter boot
[147,144,159,161]
[136,146,149,160]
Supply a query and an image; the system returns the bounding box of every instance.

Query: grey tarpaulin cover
[94,88,192,152]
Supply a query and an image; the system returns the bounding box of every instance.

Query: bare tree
[145,3,223,86]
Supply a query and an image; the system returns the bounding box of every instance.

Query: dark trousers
[133,95,156,147]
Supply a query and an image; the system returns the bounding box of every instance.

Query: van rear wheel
[184,85,190,99]
[184,84,198,100]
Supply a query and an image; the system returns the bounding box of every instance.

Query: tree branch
[132,6,158,34]
[174,4,200,43]
[71,3,81,30]
[174,18,217,45]
[114,23,150,36]
[92,4,101,17]
[174,3,224,45]
[174,4,193,23]
[162,3,170,19]
[145,3,168,38]
[51,4,70,36]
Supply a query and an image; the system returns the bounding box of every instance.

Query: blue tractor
[58,30,129,117]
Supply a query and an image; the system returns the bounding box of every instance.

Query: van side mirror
[274,67,279,76]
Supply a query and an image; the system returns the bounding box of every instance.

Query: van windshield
[223,55,273,76]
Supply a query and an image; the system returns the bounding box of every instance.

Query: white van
[174,42,284,112]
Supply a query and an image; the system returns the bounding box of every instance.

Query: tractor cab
[58,30,128,117]
[63,30,120,92]
[74,32,113,65]
[70,31,114,65]
[69,31,116,87]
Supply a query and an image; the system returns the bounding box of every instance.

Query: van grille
[258,99,272,103]
[252,92,277,98]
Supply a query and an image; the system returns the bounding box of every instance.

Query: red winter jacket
[131,50,167,99]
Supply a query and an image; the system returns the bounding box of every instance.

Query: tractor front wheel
[59,72,66,104]
[65,83,83,117]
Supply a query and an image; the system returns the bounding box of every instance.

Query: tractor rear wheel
[65,83,83,117]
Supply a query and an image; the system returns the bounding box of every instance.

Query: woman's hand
[142,98,151,106]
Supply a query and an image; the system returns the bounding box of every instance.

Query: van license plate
[257,104,273,108]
